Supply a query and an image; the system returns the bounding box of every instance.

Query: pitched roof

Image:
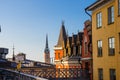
[85,0,111,11]
[56,22,67,47]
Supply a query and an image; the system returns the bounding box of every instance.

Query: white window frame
[96,12,102,28]
[108,37,115,55]
[97,40,102,56]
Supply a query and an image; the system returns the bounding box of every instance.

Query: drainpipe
[85,8,93,80]
[85,8,92,20]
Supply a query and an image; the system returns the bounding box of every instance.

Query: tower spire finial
[12,44,15,61]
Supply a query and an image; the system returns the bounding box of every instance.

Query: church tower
[44,34,50,64]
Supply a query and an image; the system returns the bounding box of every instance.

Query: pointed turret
[56,21,67,47]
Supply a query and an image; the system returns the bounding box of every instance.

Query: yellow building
[86,0,120,80]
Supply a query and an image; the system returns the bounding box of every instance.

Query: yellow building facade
[86,0,120,80]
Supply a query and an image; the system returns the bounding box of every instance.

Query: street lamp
[17,61,21,80]
[61,59,64,68]
[60,59,67,79]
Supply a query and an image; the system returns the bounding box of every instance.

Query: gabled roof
[56,22,67,47]
[85,0,112,11]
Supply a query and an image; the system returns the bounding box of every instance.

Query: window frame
[108,37,115,56]
[96,12,102,28]
[98,68,103,80]
[118,0,120,16]
[110,69,116,80]
[85,42,88,54]
[108,6,114,24]
[97,40,102,57]
[58,53,60,59]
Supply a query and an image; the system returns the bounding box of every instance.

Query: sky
[0,0,95,62]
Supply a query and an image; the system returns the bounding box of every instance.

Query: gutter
[85,8,92,19]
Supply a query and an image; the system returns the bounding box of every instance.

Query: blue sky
[0,0,95,62]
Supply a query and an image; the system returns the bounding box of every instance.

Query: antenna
[12,44,15,61]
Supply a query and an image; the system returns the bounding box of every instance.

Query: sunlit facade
[86,0,120,80]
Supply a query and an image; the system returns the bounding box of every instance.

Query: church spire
[44,34,50,64]
[45,34,48,48]
[12,44,15,61]
[44,34,50,54]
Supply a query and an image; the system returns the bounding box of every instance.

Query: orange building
[54,22,83,68]
[54,22,67,68]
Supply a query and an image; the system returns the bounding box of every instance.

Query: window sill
[108,22,114,25]
[97,55,103,57]
[97,26,102,29]
[108,54,115,56]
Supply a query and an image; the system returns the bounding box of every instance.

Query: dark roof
[77,32,83,45]
[85,0,111,11]
[67,37,72,47]
[56,22,67,47]
[72,34,77,45]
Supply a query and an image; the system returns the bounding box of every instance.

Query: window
[110,69,116,80]
[97,12,102,28]
[108,6,114,24]
[119,0,120,15]
[108,37,115,55]
[58,53,60,59]
[98,68,103,80]
[85,42,88,54]
[97,40,102,56]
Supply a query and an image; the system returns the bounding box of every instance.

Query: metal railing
[18,67,91,80]
[0,68,48,80]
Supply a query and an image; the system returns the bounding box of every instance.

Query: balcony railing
[0,68,48,80]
